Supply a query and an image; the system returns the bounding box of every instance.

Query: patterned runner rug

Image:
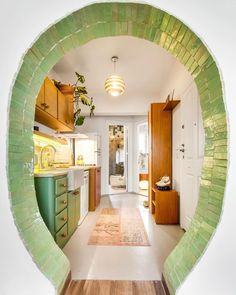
[88,208,150,246]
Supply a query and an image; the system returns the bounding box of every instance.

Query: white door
[179,83,205,230]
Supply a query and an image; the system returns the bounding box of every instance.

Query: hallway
[63,194,184,281]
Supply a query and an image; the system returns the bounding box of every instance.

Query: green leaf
[75,72,85,84]
[75,115,85,126]
[80,94,90,106]
[75,86,87,94]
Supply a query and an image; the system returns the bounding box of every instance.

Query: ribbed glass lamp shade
[104,75,125,96]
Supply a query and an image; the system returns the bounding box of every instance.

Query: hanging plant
[53,71,95,127]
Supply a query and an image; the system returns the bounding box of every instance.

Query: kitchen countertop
[72,165,100,170]
[34,169,68,178]
[34,166,101,178]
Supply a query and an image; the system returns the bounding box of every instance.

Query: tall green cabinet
[34,174,68,248]
[34,173,81,248]
[68,189,80,237]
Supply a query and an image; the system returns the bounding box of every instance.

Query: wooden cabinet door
[58,90,67,124]
[58,91,74,129]
[36,83,45,109]
[44,77,57,118]
[66,94,74,129]
[96,168,101,207]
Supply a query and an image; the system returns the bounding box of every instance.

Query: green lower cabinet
[34,174,70,248]
[75,189,80,225]
[68,191,76,237]
[67,188,80,238]
[56,223,68,249]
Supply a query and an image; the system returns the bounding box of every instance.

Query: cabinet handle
[61,233,67,238]
[61,200,67,204]
[61,184,67,187]
[41,102,49,109]
[61,217,67,221]
[73,191,79,195]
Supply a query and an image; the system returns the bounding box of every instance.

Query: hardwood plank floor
[65,280,166,295]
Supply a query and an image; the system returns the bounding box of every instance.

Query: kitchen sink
[34,167,84,191]
[67,167,84,191]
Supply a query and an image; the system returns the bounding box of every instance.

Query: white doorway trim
[134,119,149,194]
[105,119,133,195]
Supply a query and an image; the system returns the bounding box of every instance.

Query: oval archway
[7,3,227,294]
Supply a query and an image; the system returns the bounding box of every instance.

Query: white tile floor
[63,193,184,281]
[108,185,127,194]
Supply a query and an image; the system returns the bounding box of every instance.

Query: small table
[151,187,179,224]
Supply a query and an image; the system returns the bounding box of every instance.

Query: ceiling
[50,36,184,116]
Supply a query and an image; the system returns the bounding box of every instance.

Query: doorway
[108,125,127,194]
[137,122,149,196]
[6,3,228,294]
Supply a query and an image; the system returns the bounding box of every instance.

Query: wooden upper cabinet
[66,94,74,129]
[58,91,74,129]
[44,77,57,118]
[57,90,68,124]
[36,83,45,109]
[35,77,74,132]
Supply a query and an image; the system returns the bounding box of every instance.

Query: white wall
[159,60,194,198]
[159,61,193,193]
[78,116,147,195]
[1,1,236,294]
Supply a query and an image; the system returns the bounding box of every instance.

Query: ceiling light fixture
[105,56,125,97]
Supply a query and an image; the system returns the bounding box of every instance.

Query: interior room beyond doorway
[108,125,127,194]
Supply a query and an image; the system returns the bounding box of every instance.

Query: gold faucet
[40,145,57,169]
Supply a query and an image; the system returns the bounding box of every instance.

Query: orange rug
[88,208,150,246]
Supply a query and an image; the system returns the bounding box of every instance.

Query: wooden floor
[65,280,166,295]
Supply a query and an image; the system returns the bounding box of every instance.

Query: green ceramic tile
[160,13,170,31]
[176,24,187,42]
[149,8,164,27]
[7,3,227,295]
[164,35,173,50]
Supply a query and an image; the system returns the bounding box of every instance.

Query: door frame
[134,119,149,194]
[105,119,133,194]
[6,3,228,294]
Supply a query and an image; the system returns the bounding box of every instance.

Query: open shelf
[163,100,180,111]
[33,130,67,145]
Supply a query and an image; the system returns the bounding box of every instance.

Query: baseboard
[162,274,170,295]
[60,271,71,295]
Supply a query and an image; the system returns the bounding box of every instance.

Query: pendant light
[105,56,125,97]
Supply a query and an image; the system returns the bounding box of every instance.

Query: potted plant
[53,72,95,126]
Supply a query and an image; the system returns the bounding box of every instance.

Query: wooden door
[179,83,204,230]
[44,77,57,118]
[36,83,45,109]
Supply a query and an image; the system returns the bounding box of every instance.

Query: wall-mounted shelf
[163,100,180,111]
[33,130,67,145]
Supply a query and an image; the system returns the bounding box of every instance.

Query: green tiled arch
[7,3,227,294]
